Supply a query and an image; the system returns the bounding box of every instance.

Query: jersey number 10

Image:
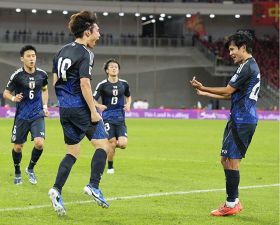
[57,57,72,81]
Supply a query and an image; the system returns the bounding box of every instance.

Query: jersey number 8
[111,97,118,105]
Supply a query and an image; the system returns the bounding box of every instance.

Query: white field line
[0,183,278,212]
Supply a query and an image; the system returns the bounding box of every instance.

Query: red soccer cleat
[236,202,243,212]
[211,203,241,216]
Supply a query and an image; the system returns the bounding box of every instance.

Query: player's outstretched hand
[190,76,203,89]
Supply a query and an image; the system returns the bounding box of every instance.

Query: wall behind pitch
[91,67,230,109]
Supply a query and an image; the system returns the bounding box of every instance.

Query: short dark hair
[20,45,37,56]
[68,11,98,38]
[225,31,254,54]
[103,58,120,74]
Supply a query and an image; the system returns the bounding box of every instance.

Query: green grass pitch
[0,118,278,225]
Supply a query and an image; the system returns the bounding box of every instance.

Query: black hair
[68,11,98,38]
[20,45,37,57]
[225,31,254,54]
[103,58,120,74]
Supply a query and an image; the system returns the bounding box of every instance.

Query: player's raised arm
[196,89,231,100]
[190,76,234,99]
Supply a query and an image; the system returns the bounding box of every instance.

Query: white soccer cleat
[48,188,66,216]
[107,168,115,174]
[14,175,23,185]
[25,167,37,185]
[83,184,109,208]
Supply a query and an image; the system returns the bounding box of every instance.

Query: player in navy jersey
[3,45,49,185]
[94,59,131,174]
[48,11,110,216]
[190,31,260,216]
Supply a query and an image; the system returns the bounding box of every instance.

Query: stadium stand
[0,1,278,109]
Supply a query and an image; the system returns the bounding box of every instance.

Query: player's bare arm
[80,77,101,123]
[196,89,231,100]
[124,96,132,112]
[53,73,58,86]
[3,90,23,102]
[190,76,235,96]
[42,85,49,117]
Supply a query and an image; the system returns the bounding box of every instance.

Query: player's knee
[117,140,127,149]
[14,144,23,152]
[93,139,110,154]
[34,140,44,150]
[220,158,227,167]
[109,140,117,149]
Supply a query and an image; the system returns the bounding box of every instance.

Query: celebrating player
[48,11,110,216]
[190,31,260,216]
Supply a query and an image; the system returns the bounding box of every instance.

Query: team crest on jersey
[112,89,118,96]
[29,81,36,89]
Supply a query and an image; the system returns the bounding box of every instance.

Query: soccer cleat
[84,184,109,208]
[107,168,115,174]
[14,175,22,185]
[211,203,240,216]
[236,202,243,212]
[48,188,66,216]
[25,167,37,185]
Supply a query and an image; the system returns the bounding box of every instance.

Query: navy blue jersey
[228,57,260,124]
[53,42,94,108]
[93,79,130,124]
[5,67,48,120]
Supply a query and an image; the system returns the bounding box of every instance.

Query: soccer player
[190,31,260,216]
[48,11,110,216]
[3,45,49,185]
[93,59,131,174]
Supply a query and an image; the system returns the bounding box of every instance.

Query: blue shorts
[11,117,45,144]
[60,107,108,145]
[221,119,257,159]
[104,121,127,140]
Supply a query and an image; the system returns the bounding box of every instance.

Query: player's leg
[211,121,256,216]
[108,123,128,173]
[53,143,80,192]
[117,136,128,149]
[116,123,128,149]
[107,137,117,174]
[12,143,24,185]
[49,107,85,215]
[104,122,117,173]
[222,157,242,211]
[49,143,79,216]
[11,119,29,185]
[26,118,45,184]
[84,120,109,208]
[211,120,240,216]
